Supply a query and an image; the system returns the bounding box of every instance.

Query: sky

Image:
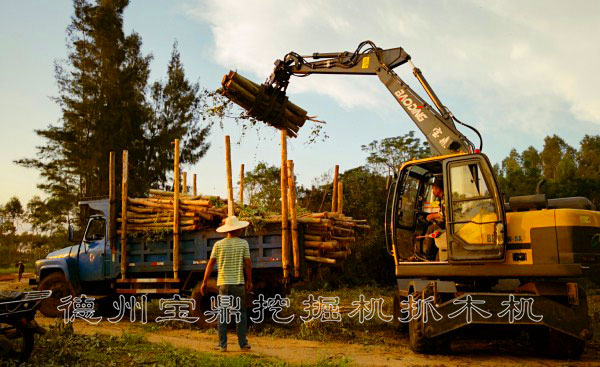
[1,0,599,207]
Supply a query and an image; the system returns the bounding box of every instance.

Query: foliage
[242,162,281,213]
[16,0,216,229]
[496,134,600,207]
[361,131,429,175]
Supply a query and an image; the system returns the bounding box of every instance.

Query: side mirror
[68,224,74,242]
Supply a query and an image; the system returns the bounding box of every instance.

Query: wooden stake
[120,150,128,280]
[338,181,344,214]
[280,130,290,282]
[225,135,234,216]
[287,160,300,278]
[109,152,116,261]
[331,165,339,212]
[183,172,187,194]
[240,164,245,206]
[193,174,197,196]
[173,139,180,280]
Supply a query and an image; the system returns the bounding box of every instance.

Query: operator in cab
[423,177,445,260]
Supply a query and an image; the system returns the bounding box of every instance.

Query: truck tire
[531,327,585,359]
[190,288,213,328]
[392,293,408,332]
[408,290,450,354]
[38,272,74,318]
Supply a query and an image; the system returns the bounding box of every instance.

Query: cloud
[186,0,600,133]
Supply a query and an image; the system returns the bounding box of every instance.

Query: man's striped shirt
[210,237,250,286]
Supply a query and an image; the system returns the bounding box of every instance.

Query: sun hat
[216,216,250,233]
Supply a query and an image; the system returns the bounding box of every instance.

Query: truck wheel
[38,272,74,318]
[408,290,450,354]
[190,288,213,328]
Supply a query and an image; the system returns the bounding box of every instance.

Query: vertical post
[331,165,339,212]
[193,174,197,196]
[225,135,234,216]
[120,150,128,280]
[239,164,245,206]
[287,160,300,278]
[173,139,180,280]
[109,152,116,262]
[338,181,344,214]
[280,130,290,282]
[183,172,187,194]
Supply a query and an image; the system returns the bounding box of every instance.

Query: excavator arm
[267,41,476,156]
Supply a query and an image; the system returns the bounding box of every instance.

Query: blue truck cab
[32,198,291,318]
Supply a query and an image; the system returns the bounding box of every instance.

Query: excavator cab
[387,153,506,264]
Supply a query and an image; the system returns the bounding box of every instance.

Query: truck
[31,196,288,322]
[257,40,600,357]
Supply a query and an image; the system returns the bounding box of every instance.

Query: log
[338,181,344,214]
[240,164,244,206]
[173,139,180,279]
[183,171,187,194]
[323,251,350,260]
[296,217,322,224]
[304,249,322,257]
[109,151,116,260]
[305,256,336,264]
[280,130,290,281]
[287,160,300,278]
[304,241,338,251]
[303,234,322,241]
[193,174,197,196]
[331,165,339,212]
[225,135,234,216]
[121,150,129,280]
[332,236,355,242]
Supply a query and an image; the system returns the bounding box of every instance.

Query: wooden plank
[173,139,180,279]
[225,135,234,216]
[120,150,128,280]
[280,130,290,282]
[183,171,187,194]
[287,159,300,278]
[331,165,339,212]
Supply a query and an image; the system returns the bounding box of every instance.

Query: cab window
[448,161,502,259]
[85,218,106,242]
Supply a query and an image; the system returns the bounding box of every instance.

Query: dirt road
[35,317,600,367]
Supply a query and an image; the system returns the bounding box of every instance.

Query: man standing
[201,216,252,352]
[423,177,445,260]
[16,261,25,282]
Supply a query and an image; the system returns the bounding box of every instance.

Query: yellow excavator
[263,41,599,357]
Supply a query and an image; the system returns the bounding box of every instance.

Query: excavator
[263,41,599,357]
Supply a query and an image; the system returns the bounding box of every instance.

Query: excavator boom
[267,41,476,156]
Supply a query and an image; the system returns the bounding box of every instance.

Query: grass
[2,322,353,367]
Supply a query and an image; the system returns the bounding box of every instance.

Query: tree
[146,43,212,188]
[1,197,24,233]
[17,0,213,225]
[243,162,281,212]
[361,131,429,175]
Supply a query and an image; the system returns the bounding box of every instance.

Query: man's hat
[217,216,250,233]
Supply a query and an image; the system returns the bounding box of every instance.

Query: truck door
[78,217,107,281]
[443,155,506,262]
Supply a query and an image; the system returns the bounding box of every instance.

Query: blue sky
[1,0,599,206]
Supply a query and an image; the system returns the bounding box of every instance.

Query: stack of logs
[300,212,369,266]
[118,189,227,233]
[220,71,310,138]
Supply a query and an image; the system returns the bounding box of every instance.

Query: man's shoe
[214,346,227,352]
[240,344,251,351]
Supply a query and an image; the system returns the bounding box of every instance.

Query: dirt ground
[3,273,600,367]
